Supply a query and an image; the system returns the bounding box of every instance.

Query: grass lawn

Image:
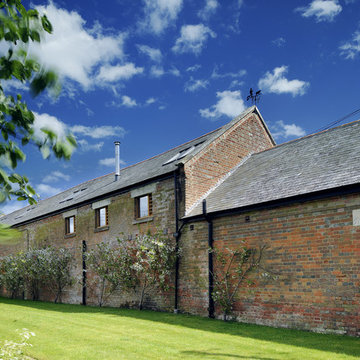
[0,298,359,360]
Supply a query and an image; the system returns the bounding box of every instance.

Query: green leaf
[41,14,52,33]
[30,70,58,96]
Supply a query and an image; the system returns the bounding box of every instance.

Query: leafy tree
[0,0,76,216]
[211,243,273,320]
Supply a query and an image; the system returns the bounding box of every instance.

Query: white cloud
[33,112,69,143]
[140,0,183,35]
[1,79,28,93]
[339,31,360,59]
[121,95,137,107]
[169,67,181,77]
[150,66,165,78]
[199,90,246,120]
[99,158,126,167]
[272,37,286,47]
[77,139,104,152]
[37,183,62,198]
[137,45,162,62]
[229,79,244,89]
[198,0,219,20]
[96,63,143,83]
[258,66,309,97]
[43,171,70,183]
[211,66,247,79]
[150,66,180,78]
[296,0,342,22]
[186,64,201,72]
[70,125,126,139]
[0,201,26,215]
[184,78,209,92]
[31,3,126,89]
[271,120,306,140]
[172,24,216,55]
[146,97,157,105]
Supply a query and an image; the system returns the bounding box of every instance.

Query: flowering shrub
[211,243,272,320]
[87,242,136,307]
[0,328,35,360]
[45,247,73,303]
[128,231,177,310]
[0,255,25,299]
[23,249,51,300]
[87,230,177,309]
[0,247,73,302]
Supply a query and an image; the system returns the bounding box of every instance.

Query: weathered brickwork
[1,109,359,337]
[180,193,360,336]
[1,177,177,309]
[184,112,274,214]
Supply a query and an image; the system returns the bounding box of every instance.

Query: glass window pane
[99,208,106,226]
[139,196,148,217]
[69,217,74,233]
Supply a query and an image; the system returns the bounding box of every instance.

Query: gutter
[184,183,360,223]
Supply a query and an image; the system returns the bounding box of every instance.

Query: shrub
[87,242,136,307]
[46,247,73,303]
[211,243,273,320]
[129,231,177,310]
[0,254,25,299]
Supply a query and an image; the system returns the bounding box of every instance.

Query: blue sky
[1,0,360,214]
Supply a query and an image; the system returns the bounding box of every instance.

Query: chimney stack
[114,141,120,181]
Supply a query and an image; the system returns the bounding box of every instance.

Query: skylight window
[162,141,205,166]
[59,187,88,204]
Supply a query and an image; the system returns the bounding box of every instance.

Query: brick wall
[179,193,360,336]
[184,111,274,214]
[0,177,177,310]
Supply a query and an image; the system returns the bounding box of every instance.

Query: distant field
[0,298,358,360]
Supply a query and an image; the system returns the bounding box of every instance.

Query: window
[65,216,75,235]
[95,206,108,228]
[135,194,152,219]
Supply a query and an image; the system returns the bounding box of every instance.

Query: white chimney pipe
[114,141,120,181]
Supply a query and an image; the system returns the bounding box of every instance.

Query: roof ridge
[253,118,360,157]
[27,124,227,205]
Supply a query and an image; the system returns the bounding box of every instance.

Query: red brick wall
[184,111,274,214]
[180,193,360,336]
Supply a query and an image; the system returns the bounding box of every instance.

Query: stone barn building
[0,106,359,336]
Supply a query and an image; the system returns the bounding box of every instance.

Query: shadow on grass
[181,351,274,359]
[0,297,359,358]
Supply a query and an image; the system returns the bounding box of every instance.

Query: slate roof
[0,106,269,226]
[186,119,360,218]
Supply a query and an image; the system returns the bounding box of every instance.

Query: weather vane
[246,88,261,105]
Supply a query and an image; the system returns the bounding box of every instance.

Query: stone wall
[0,176,177,310]
[179,192,360,336]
